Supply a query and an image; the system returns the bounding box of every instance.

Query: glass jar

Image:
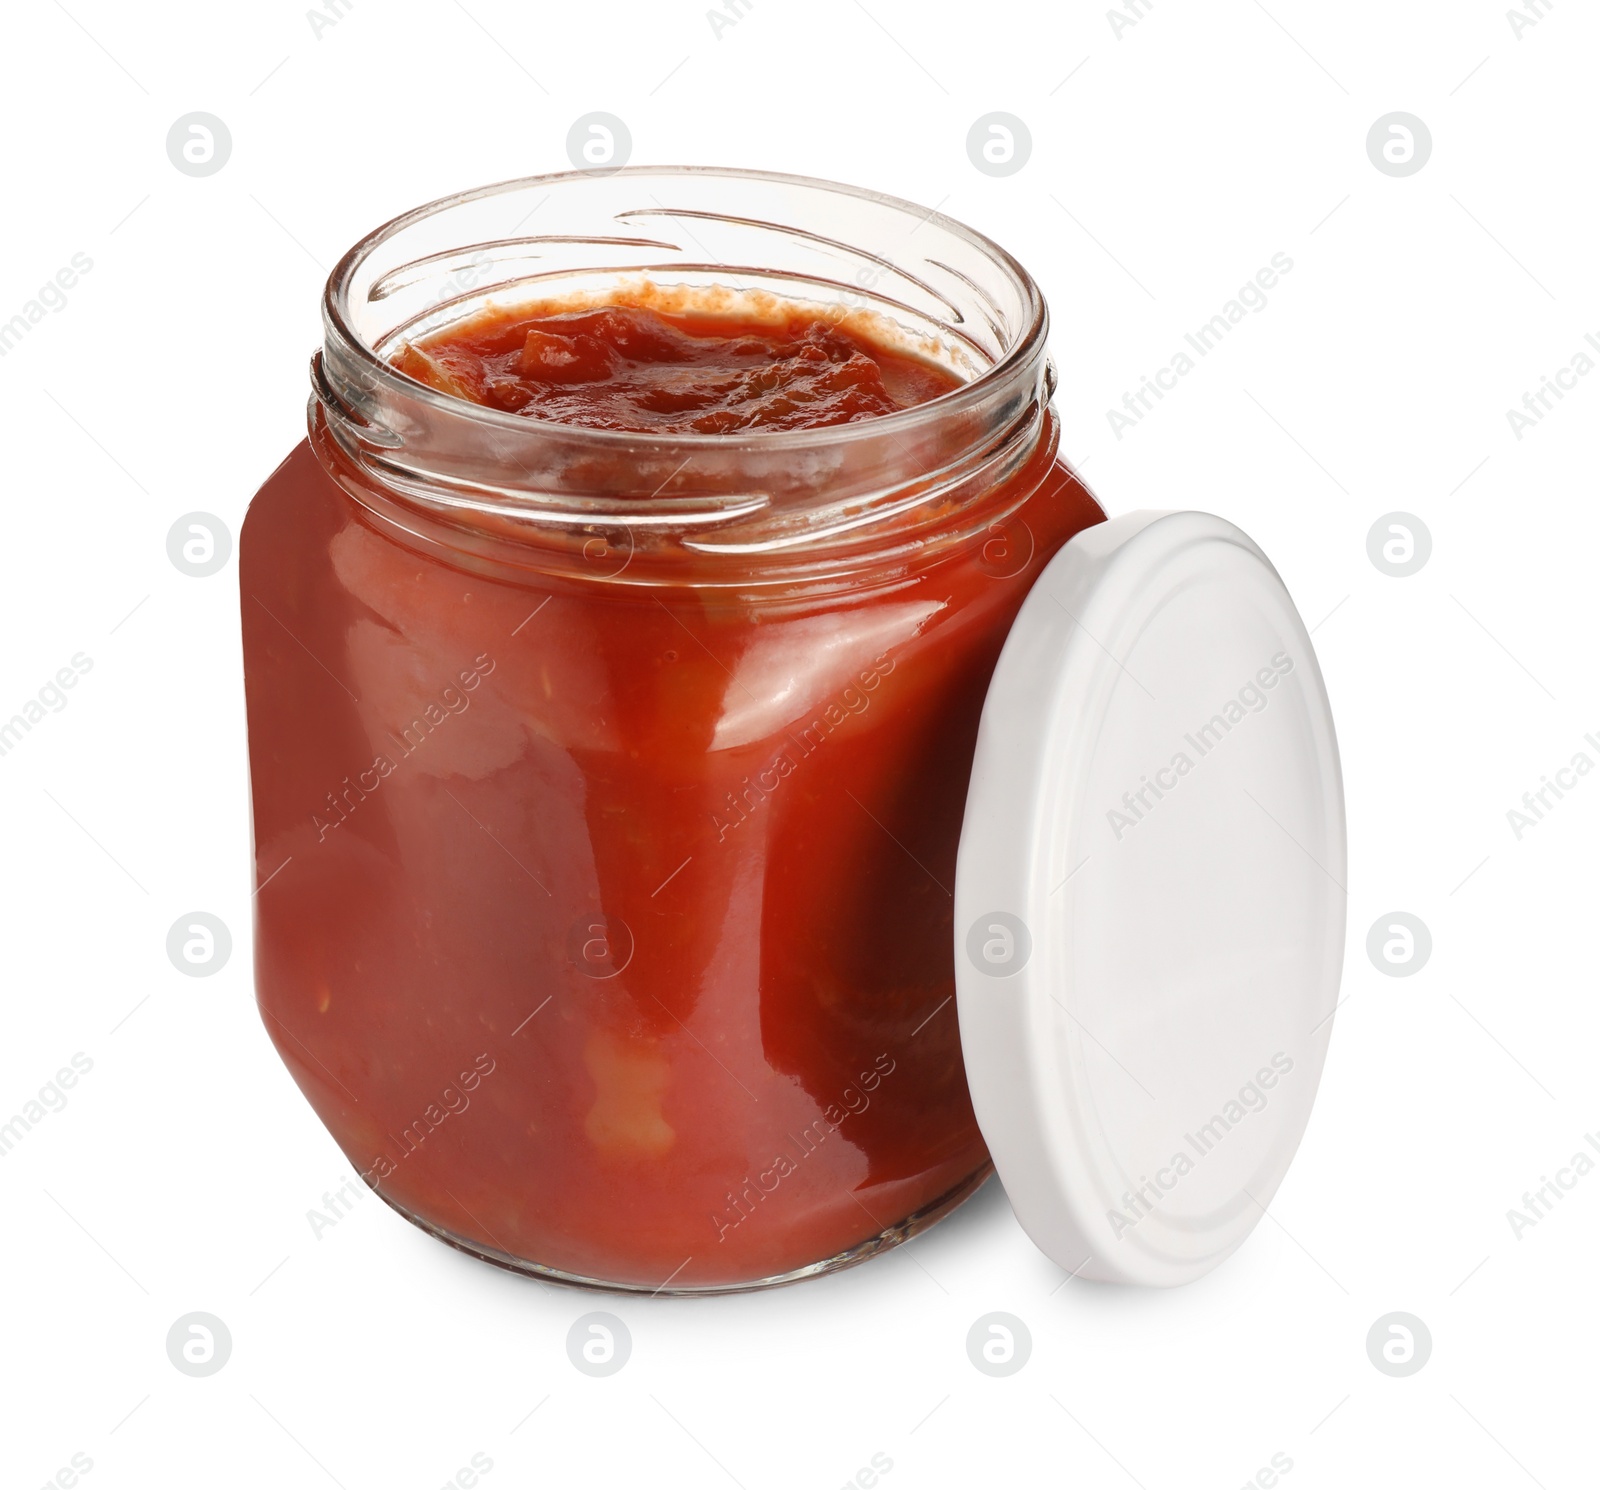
[241,168,1104,1292]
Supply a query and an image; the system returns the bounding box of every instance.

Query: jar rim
[321,164,1049,456]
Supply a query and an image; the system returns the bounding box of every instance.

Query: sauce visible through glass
[245,283,1104,1288]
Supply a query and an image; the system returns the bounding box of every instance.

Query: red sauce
[392,301,958,432]
[243,294,1103,1289]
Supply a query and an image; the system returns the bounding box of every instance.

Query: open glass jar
[241,168,1105,1292]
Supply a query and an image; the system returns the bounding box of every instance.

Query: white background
[1,0,1596,1485]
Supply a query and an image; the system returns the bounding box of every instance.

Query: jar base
[376,1163,995,1296]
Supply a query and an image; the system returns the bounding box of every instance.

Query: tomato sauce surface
[392,301,958,432]
[243,293,1103,1288]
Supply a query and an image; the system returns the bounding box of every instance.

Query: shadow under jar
[241,168,1104,1292]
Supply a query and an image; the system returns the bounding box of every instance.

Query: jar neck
[309,169,1057,591]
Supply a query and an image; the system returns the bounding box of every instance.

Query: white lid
[955,510,1346,1287]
